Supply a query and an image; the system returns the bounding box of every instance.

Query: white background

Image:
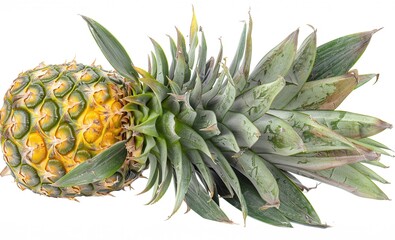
[0,0,394,239]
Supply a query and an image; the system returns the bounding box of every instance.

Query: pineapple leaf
[196,30,208,80]
[210,123,240,153]
[309,29,379,81]
[282,164,389,200]
[206,75,236,121]
[193,109,220,139]
[231,77,285,122]
[158,111,180,144]
[229,22,247,77]
[303,110,392,139]
[247,29,298,90]
[81,16,139,84]
[234,13,253,94]
[185,173,232,223]
[348,138,394,157]
[351,163,390,184]
[272,30,317,109]
[167,142,192,217]
[148,163,173,204]
[226,150,280,207]
[223,172,292,227]
[269,110,355,152]
[139,154,159,194]
[356,73,379,88]
[175,120,211,158]
[263,161,324,227]
[208,142,248,223]
[203,41,223,93]
[168,36,177,79]
[222,112,260,148]
[150,38,169,85]
[284,73,357,110]
[188,7,199,67]
[53,140,127,187]
[252,113,305,156]
[261,149,378,171]
[187,150,215,195]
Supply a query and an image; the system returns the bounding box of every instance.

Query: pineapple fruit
[0,11,392,227]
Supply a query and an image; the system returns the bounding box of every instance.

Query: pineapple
[0,11,391,227]
[0,62,141,197]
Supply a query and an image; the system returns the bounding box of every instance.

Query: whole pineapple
[0,11,391,227]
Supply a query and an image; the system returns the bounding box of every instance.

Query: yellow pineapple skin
[0,62,137,197]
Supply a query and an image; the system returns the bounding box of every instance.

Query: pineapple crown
[53,10,391,227]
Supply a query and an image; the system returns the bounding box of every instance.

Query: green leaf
[282,164,389,200]
[207,75,236,121]
[131,114,159,137]
[261,149,377,171]
[229,22,247,77]
[247,29,298,91]
[54,140,127,187]
[188,7,199,67]
[356,73,379,88]
[226,150,280,208]
[167,142,192,217]
[134,68,169,103]
[210,123,240,153]
[150,38,169,85]
[168,36,177,79]
[189,75,202,109]
[263,161,324,227]
[185,173,232,223]
[203,41,223,93]
[252,113,305,156]
[224,172,292,227]
[303,110,392,139]
[193,109,220,139]
[284,73,357,110]
[196,30,207,80]
[81,16,139,84]
[231,77,285,121]
[234,13,253,94]
[272,30,317,109]
[222,112,260,148]
[269,110,355,152]
[208,142,248,223]
[351,163,389,184]
[187,150,215,195]
[158,111,180,143]
[139,154,159,194]
[309,29,379,81]
[175,120,211,158]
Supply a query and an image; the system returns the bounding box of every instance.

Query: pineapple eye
[10,76,30,95]
[11,109,30,139]
[3,139,21,167]
[55,123,76,155]
[19,164,40,188]
[0,100,11,125]
[53,76,74,98]
[83,111,103,143]
[31,67,59,83]
[45,159,66,182]
[74,150,92,163]
[93,82,110,104]
[26,132,47,164]
[74,67,100,84]
[39,100,60,131]
[67,90,86,119]
[24,83,45,108]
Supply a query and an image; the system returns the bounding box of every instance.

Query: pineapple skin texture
[0,62,137,197]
